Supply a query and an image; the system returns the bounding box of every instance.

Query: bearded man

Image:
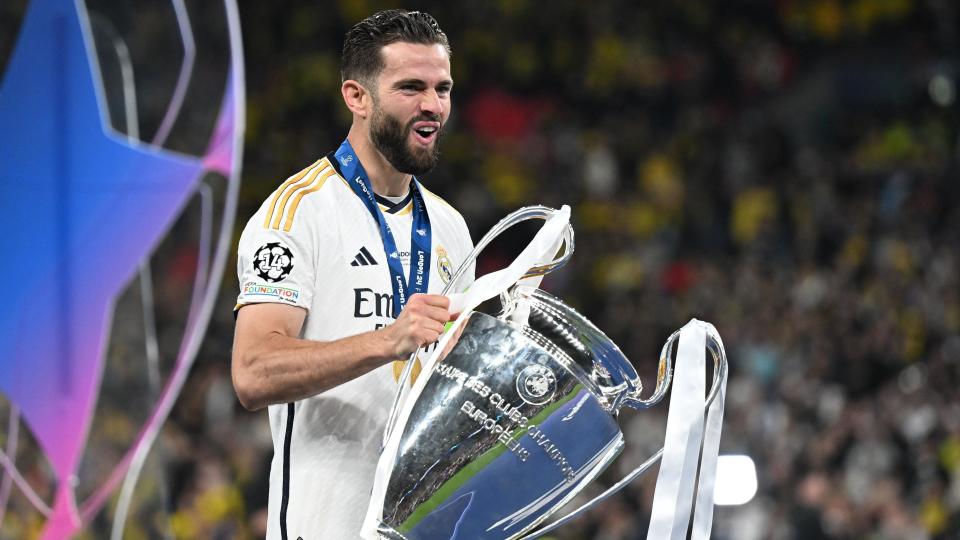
[231,10,474,539]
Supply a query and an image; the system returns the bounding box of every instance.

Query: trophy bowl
[372,286,640,539]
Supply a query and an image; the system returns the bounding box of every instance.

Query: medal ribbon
[335,139,431,318]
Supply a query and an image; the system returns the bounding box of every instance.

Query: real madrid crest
[436,245,453,284]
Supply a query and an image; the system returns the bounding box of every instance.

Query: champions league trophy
[362,206,729,540]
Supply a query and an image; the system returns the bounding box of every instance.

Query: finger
[419,305,451,323]
[403,303,449,322]
[418,319,444,338]
[417,328,441,347]
[402,296,449,317]
[427,319,445,334]
[415,294,450,309]
[403,312,444,330]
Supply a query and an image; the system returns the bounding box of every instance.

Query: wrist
[375,323,400,361]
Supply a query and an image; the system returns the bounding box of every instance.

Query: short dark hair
[341,9,451,86]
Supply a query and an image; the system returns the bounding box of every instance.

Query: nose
[419,89,444,118]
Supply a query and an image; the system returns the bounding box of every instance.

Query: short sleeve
[236,217,316,311]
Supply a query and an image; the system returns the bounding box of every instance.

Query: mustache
[406,114,442,129]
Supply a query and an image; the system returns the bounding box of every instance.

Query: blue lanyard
[335,139,431,318]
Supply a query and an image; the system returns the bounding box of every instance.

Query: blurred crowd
[3,0,960,538]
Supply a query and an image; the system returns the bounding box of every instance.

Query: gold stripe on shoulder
[419,185,460,215]
[283,167,337,232]
[270,159,331,229]
[263,159,323,228]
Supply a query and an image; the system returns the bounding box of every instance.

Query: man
[232,10,473,539]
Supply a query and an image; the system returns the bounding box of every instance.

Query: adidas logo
[350,246,378,266]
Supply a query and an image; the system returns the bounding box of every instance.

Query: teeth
[418,126,436,133]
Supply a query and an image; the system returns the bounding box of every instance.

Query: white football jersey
[236,155,475,540]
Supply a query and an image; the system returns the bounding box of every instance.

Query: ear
[341,79,372,118]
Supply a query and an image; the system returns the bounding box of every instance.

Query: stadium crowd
[2,0,959,538]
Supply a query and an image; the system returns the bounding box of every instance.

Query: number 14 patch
[254,241,294,283]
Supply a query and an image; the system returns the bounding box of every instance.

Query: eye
[396,82,423,94]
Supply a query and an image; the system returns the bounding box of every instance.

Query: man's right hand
[384,293,452,358]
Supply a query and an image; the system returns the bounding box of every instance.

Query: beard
[370,105,442,176]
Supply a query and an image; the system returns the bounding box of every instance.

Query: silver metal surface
[503,286,651,411]
[375,311,624,540]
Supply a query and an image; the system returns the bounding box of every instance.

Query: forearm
[233,328,396,410]
[232,294,449,410]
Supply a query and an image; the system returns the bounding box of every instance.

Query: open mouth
[411,123,439,145]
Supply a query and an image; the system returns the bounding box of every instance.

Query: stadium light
[713,455,758,505]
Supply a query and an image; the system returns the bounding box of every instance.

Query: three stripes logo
[350,246,378,267]
[263,157,336,232]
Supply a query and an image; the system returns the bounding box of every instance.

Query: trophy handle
[381,205,575,448]
[518,326,728,540]
[447,205,576,290]
[618,324,727,411]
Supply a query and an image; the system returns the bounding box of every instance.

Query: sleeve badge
[253,241,294,283]
[436,245,453,285]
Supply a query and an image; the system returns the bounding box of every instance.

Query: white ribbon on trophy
[445,205,571,316]
[646,319,727,540]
